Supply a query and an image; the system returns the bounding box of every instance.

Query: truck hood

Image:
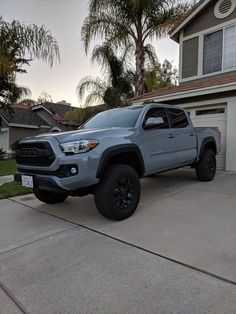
[30,128,136,143]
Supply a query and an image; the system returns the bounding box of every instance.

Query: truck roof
[131,102,183,110]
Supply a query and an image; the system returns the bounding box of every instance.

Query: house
[31,102,78,132]
[0,102,79,153]
[133,0,236,172]
[0,106,51,153]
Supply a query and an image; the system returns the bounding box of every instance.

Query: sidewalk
[0,175,14,186]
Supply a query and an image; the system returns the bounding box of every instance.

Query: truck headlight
[60,140,99,154]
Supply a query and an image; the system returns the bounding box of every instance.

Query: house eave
[32,105,52,115]
[133,82,236,104]
[0,114,10,126]
[169,0,212,41]
[8,123,51,129]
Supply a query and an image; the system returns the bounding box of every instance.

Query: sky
[1,0,180,107]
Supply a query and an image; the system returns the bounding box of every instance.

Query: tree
[145,59,178,92]
[64,105,107,125]
[37,91,53,103]
[81,0,191,96]
[77,42,134,107]
[19,98,37,106]
[0,17,60,107]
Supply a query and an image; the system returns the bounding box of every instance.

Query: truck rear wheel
[33,187,68,204]
[94,164,140,220]
[195,149,216,181]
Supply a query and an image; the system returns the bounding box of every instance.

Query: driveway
[0,169,236,313]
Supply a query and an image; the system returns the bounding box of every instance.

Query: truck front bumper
[14,173,69,194]
[14,160,100,193]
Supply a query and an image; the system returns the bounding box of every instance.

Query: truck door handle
[168,134,175,139]
[189,133,194,137]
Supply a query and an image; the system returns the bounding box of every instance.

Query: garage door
[187,106,227,170]
[0,129,9,152]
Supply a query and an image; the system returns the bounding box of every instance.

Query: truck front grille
[16,142,55,166]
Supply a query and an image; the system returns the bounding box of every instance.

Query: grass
[0,181,32,199]
[0,159,16,176]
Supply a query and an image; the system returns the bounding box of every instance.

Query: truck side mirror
[144,117,164,129]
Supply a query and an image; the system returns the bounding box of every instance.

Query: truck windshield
[81,107,143,129]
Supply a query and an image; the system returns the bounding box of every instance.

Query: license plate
[22,175,33,188]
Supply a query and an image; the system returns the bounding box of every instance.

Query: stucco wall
[184,1,236,37]
[226,97,236,171]
[0,118,8,129]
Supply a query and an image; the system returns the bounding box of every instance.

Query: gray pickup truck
[15,103,221,220]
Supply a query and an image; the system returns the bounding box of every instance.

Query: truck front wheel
[33,187,68,204]
[195,149,216,181]
[94,164,141,220]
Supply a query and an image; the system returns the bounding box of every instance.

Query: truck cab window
[167,108,189,128]
[143,108,169,129]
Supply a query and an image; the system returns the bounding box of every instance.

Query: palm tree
[81,0,191,96]
[77,42,134,107]
[0,17,60,107]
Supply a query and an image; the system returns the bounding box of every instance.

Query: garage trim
[178,101,227,170]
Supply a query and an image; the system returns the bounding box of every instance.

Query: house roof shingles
[133,72,236,102]
[33,102,76,117]
[0,107,50,126]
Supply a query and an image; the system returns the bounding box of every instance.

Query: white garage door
[0,129,9,152]
[187,106,227,170]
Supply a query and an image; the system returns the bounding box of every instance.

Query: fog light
[70,167,77,175]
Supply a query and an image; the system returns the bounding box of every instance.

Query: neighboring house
[31,102,78,132]
[0,107,51,153]
[0,102,79,153]
[133,0,236,172]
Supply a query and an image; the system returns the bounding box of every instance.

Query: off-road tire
[94,164,141,220]
[33,187,68,204]
[195,149,216,182]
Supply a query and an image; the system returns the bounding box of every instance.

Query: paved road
[0,169,236,313]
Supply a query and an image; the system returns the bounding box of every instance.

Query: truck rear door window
[167,108,189,128]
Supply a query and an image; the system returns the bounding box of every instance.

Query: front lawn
[0,159,16,176]
[0,181,32,199]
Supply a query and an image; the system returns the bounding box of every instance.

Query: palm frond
[119,43,135,69]
[91,43,114,70]
[0,17,60,67]
[143,1,192,40]
[144,44,158,69]
[17,86,32,100]
[83,91,105,107]
[76,76,106,103]
[81,13,134,54]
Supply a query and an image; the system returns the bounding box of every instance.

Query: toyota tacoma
[15,103,221,220]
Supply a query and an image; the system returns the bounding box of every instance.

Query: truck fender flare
[199,137,217,158]
[96,144,145,178]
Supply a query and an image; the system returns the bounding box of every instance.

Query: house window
[203,24,236,74]
[203,30,223,74]
[196,108,225,116]
[223,25,236,69]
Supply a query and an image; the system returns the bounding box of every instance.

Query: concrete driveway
[0,169,236,313]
